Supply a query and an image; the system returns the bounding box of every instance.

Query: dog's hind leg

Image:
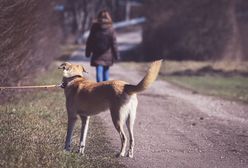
[126,95,138,158]
[110,107,127,157]
[64,114,77,151]
[117,124,127,157]
[78,115,90,155]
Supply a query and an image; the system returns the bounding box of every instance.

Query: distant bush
[142,0,248,61]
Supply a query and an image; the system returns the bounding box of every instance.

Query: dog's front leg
[79,116,90,155]
[64,115,77,151]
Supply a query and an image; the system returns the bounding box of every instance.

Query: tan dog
[58,60,162,158]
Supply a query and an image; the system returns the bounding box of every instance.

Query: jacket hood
[97,18,112,29]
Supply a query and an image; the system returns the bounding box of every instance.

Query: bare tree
[0,0,62,102]
[64,0,111,34]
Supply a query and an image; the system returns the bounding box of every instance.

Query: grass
[161,60,248,103]
[0,64,125,168]
[164,75,248,103]
[159,60,248,74]
[119,60,248,103]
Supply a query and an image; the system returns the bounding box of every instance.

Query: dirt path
[68,29,248,168]
[106,63,248,168]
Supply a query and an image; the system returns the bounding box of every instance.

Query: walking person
[85,10,119,82]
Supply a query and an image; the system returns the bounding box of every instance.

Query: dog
[58,59,162,158]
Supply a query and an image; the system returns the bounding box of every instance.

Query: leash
[0,84,61,90]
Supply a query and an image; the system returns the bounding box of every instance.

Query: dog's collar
[66,75,83,79]
[61,75,83,88]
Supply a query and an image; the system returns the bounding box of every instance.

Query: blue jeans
[96,65,109,82]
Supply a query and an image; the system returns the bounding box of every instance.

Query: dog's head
[58,62,87,78]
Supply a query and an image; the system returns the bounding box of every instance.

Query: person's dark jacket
[85,22,118,67]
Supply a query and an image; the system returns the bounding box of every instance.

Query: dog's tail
[125,59,163,95]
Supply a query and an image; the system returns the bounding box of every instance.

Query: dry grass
[0,65,125,168]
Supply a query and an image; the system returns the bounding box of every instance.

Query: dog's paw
[127,150,134,158]
[115,152,125,158]
[78,147,85,156]
[64,146,72,153]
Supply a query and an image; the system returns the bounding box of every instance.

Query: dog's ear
[58,62,71,70]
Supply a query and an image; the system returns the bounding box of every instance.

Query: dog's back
[65,78,131,115]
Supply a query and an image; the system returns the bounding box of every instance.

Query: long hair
[97,10,112,25]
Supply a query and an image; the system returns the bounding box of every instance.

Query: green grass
[164,75,248,103]
[0,64,125,168]
[160,60,248,103]
[159,60,248,74]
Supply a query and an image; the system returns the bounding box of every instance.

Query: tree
[142,0,248,61]
[0,0,62,102]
